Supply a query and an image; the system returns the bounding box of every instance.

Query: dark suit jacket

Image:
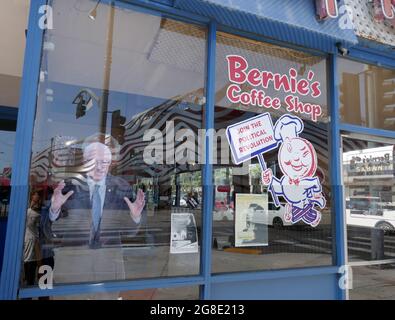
[50,174,146,248]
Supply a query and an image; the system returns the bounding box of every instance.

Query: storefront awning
[174,0,358,53]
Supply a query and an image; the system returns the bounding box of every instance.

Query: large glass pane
[0,0,29,273]
[343,135,395,263]
[212,32,333,273]
[21,0,206,288]
[338,58,395,131]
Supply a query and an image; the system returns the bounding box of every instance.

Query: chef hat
[274,115,304,142]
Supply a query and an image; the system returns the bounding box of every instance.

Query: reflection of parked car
[267,203,293,229]
[246,203,298,229]
[346,196,395,234]
[246,203,267,227]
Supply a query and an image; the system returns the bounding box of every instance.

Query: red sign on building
[373,0,395,26]
[381,0,394,19]
[315,0,339,19]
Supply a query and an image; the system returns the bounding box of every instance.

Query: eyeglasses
[86,159,111,167]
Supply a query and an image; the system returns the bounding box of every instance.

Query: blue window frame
[336,47,395,139]
[0,0,47,299]
[1,0,393,300]
[335,46,395,300]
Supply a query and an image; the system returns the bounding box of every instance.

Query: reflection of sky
[0,131,15,172]
[32,81,167,153]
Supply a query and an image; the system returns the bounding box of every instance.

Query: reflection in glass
[338,58,395,131]
[343,136,395,263]
[349,265,395,300]
[212,33,333,273]
[22,0,206,288]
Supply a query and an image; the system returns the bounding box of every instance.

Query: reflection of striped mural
[30,100,335,194]
[117,98,203,182]
[30,98,204,186]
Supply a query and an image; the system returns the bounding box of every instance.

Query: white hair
[83,142,112,161]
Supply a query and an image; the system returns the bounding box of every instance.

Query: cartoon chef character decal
[262,114,326,227]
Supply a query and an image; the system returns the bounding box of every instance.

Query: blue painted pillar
[200,20,216,300]
[329,54,347,300]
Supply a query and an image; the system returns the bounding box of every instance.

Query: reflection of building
[340,66,395,131]
[52,136,79,166]
[343,144,395,203]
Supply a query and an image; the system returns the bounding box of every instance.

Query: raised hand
[262,169,273,185]
[50,180,74,213]
[124,189,145,222]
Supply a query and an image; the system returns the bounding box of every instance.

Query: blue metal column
[200,20,216,300]
[329,54,347,300]
[0,0,46,299]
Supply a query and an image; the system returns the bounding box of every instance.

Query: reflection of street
[347,226,395,261]
[350,265,395,300]
[50,209,201,284]
[214,222,332,254]
[214,223,395,260]
[52,211,395,260]
[50,207,395,287]
[51,209,199,248]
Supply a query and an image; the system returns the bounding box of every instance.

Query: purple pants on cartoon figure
[291,203,318,225]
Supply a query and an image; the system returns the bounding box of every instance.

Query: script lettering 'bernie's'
[226,55,323,122]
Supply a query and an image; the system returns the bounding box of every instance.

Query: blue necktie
[90,184,102,246]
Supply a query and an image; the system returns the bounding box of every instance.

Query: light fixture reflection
[89,0,101,21]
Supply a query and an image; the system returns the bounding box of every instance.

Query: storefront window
[21,0,206,287]
[342,134,395,300]
[212,33,333,273]
[343,135,395,263]
[338,58,395,131]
